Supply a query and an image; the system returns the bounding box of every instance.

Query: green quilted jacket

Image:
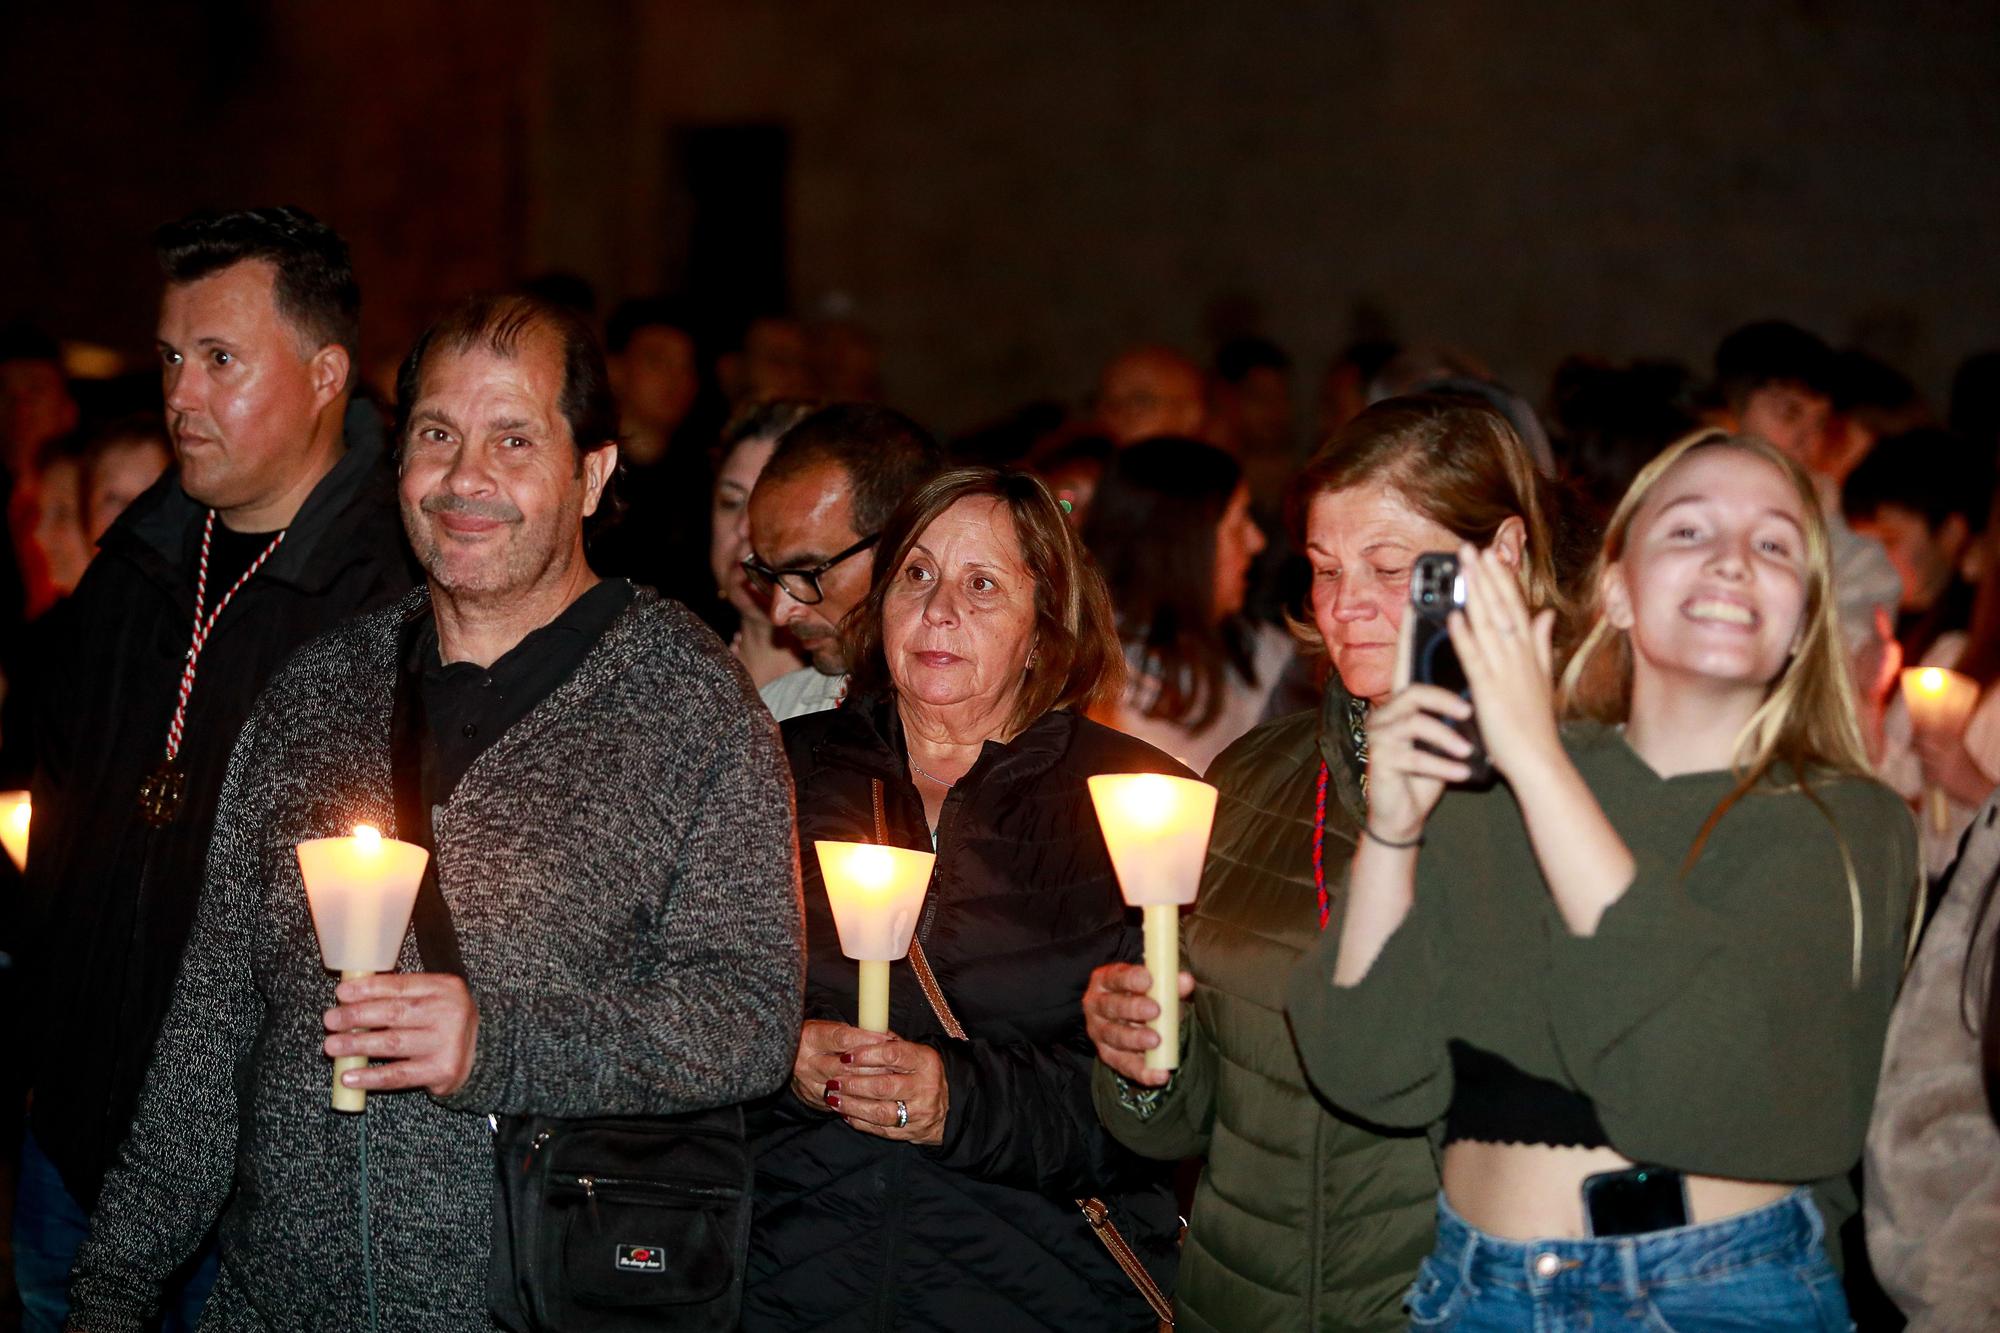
[1092,683,1439,1332]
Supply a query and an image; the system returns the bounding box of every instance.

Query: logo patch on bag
[616,1244,666,1273]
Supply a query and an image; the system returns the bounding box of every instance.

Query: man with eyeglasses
[746,404,942,721]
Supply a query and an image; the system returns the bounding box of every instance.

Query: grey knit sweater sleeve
[442,658,805,1118]
[67,704,273,1332]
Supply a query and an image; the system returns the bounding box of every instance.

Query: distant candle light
[0,792,29,874]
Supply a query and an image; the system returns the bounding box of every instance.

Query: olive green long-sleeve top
[1286,724,1918,1216]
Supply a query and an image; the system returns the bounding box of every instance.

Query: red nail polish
[840,1052,853,1064]
[826,1093,841,1109]
[825,1080,840,1094]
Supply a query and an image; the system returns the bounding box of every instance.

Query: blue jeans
[13,1129,218,1333]
[1406,1189,1853,1331]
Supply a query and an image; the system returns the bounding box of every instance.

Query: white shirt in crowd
[760,666,848,723]
[1817,473,1902,657]
[1875,632,2000,879]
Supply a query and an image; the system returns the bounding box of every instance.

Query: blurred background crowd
[4,3,1999,1328]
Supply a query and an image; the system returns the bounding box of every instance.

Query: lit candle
[815,840,936,1032]
[296,824,430,1113]
[1087,773,1219,1071]
[0,792,28,875]
[1901,667,1982,835]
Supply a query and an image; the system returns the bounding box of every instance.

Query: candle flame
[0,792,27,874]
[352,823,382,852]
[1107,772,1181,832]
[843,844,894,891]
[1918,667,1946,694]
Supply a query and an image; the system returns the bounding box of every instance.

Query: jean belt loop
[1454,1212,1481,1293]
[1796,1188,1824,1249]
[1617,1237,1645,1303]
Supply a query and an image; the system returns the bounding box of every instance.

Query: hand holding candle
[1901,667,1981,834]
[297,824,429,1112]
[815,841,936,1032]
[0,792,28,874]
[1088,773,1219,1071]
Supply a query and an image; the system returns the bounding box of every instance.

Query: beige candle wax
[296,824,429,1113]
[1087,773,1219,1071]
[815,840,936,1033]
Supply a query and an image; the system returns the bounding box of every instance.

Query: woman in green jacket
[1289,430,1917,1330]
[1082,395,1568,1332]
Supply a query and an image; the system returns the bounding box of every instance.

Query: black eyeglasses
[741,533,880,606]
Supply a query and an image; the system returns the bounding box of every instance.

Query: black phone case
[1582,1166,1690,1237]
[1408,554,1495,787]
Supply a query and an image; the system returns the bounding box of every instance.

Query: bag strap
[393,610,466,980]
[869,778,1174,1326]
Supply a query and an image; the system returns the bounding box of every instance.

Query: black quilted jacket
[745,695,1184,1331]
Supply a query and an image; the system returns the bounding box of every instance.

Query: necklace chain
[909,757,957,788]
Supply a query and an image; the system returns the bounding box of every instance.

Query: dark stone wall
[6,2,1997,431]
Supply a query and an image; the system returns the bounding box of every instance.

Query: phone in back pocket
[1408,552,1494,787]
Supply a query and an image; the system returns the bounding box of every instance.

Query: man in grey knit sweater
[66,294,805,1332]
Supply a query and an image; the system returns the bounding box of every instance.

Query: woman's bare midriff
[1443,1141,1793,1240]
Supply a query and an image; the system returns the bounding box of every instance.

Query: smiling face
[397,336,614,602]
[1603,446,1811,701]
[1305,482,1463,704]
[157,260,344,519]
[882,495,1039,718]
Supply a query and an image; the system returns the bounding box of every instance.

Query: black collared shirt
[410,578,635,806]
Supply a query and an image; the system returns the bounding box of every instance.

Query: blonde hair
[1556,428,1874,976]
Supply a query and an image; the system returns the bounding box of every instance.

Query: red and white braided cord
[162,509,286,763]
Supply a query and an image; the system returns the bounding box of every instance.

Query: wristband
[1362,824,1425,850]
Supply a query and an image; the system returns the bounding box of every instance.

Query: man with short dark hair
[16,206,415,1331]
[746,404,942,720]
[66,294,803,1330]
[1844,428,1991,662]
[1714,319,1901,660]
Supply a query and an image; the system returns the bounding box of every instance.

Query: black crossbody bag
[390,617,751,1332]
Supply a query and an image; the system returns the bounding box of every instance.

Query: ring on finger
[895,1099,909,1129]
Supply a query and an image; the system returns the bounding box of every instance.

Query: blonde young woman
[1288,430,1918,1330]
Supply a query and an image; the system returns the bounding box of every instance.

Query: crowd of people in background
[0,204,1996,1332]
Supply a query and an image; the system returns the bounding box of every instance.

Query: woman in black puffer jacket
[744,468,1184,1331]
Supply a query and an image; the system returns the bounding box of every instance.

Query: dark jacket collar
[813,691,1080,791]
[107,400,394,594]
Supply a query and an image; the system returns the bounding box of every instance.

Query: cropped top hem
[1441,1041,1610,1149]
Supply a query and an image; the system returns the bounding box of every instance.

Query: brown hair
[1282,393,1570,646]
[843,467,1124,734]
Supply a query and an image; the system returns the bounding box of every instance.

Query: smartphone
[1582,1165,1690,1237]
[1408,552,1493,786]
